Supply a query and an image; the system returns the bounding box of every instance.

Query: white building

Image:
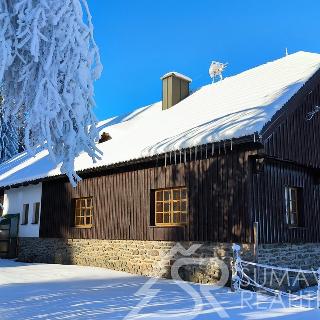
[2,183,42,238]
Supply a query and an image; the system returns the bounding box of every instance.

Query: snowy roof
[1,51,320,188]
[160,71,192,82]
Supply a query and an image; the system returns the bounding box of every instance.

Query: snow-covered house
[1,51,320,281]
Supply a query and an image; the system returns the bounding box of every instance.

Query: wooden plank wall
[263,78,320,168]
[257,73,320,243]
[251,160,320,244]
[40,148,257,243]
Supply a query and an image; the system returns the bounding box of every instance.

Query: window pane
[173,189,180,200]
[164,191,171,201]
[164,202,170,212]
[173,201,180,211]
[156,191,163,201]
[33,202,40,224]
[181,201,187,211]
[86,198,92,208]
[181,189,187,200]
[22,204,29,225]
[156,212,163,223]
[289,201,293,214]
[172,212,180,223]
[156,202,163,212]
[86,217,91,225]
[284,187,300,226]
[163,213,170,223]
[290,213,296,225]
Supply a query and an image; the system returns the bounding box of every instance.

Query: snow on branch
[0,0,103,186]
[0,103,19,163]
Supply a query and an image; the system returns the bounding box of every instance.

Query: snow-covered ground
[0,259,319,320]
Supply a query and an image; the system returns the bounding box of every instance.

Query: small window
[154,187,188,226]
[285,186,301,226]
[32,202,40,224]
[21,204,29,225]
[74,197,93,228]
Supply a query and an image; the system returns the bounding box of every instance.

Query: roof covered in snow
[1,51,320,188]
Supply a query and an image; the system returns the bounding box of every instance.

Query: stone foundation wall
[17,238,254,284]
[256,243,320,291]
[258,243,320,269]
[17,238,320,288]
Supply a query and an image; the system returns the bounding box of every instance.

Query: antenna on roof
[285,48,289,56]
[209,61,228,83]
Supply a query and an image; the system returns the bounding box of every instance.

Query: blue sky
[88,0,320,120]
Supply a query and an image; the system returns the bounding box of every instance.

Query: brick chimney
[161,72,192,110]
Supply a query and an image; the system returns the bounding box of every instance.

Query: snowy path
[0,260,319,320]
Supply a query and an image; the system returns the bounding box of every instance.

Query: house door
[0,214,20,258]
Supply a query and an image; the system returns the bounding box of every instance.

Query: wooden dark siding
[254,70,320,243]
[251,160,320,244]
[40,148,257,243]
[263,69,320,168]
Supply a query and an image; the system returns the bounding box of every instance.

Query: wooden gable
[261,68,320,168]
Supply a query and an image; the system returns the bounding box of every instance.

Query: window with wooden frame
[21,203,29,225]
[284,186,301,227]
[155,187,188,226]
[32,202,40,224]
[74,197,93,228]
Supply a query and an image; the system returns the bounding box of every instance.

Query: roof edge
[0,134,262,190]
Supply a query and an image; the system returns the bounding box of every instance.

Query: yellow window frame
[155,187,188,227]
[74,197,93,228]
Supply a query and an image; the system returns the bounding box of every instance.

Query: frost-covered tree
[0,109,19,163]
[0,0,103,186]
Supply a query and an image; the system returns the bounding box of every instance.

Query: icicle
[205,144,208,159]
[174,150,177,165]
[231,139,233,151]
[184,149,187,164]
[179,150,182,164]
[212,142,214,155]
[164,153,167,167]
[195,146,197,161]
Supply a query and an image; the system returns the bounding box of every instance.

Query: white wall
[3,183,42,237]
